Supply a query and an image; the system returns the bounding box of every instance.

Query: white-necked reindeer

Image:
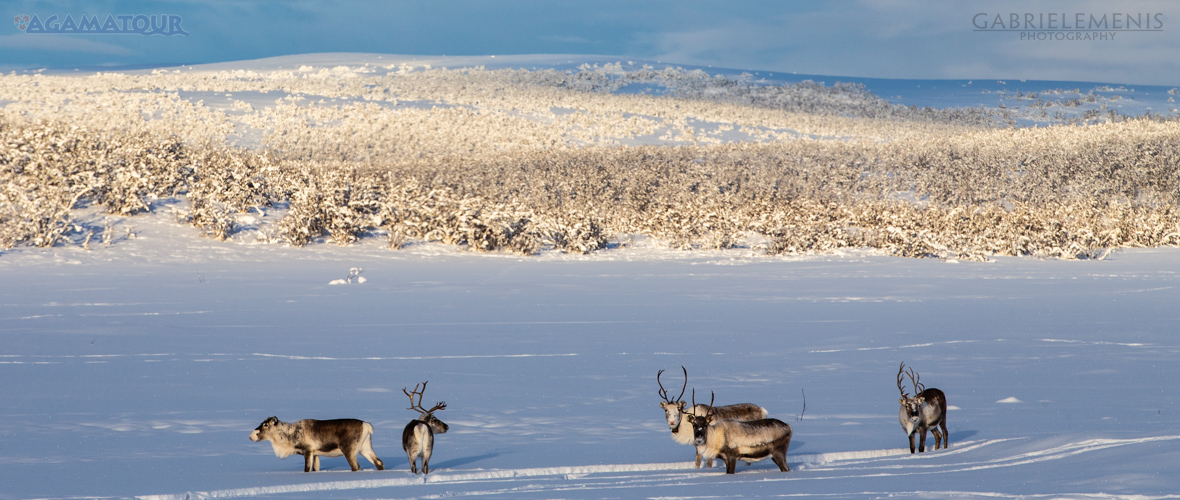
[248,416,384,472]
[658,367,768,467]
[402,381,449,474]
[688,390,792,474]
[897,362,948,454]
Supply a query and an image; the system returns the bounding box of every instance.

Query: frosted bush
[2,65,1178,258]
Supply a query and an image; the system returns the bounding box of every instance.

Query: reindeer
[248,416,384,472]
[402,381,449,474]
[688,391,792,474]
[897,362,948,454]
[658,366,768,467]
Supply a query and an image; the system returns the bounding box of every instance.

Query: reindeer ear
[677,401,686,409]
[916,397,925,404]
[899,398,907,404]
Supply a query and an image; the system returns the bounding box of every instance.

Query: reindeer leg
[360,439,384,470]
[941,419,949,449]
[345,450,361,471]
[908,433,917,454]
[772,452,788,472]
[918,429,928,453]
[778,431,792,471]
[724,455,738,474]
[422,429,435,474]
[303,452,315,472]
[697,445,714,468]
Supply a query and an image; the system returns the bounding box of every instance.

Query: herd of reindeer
[248,362,948,475]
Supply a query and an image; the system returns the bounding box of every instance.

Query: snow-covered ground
[2,202,1179,500]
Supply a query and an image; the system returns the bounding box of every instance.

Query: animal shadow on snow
[429,451,503,470]
[951,430,978,443]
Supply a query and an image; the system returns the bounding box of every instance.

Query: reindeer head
[657,366,689,431]
[897,363,926,427]
[689,389,715,446]
[249,416,281,442]
[405,381,449,434]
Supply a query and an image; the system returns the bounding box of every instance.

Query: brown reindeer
[402,381,449,474]
[658,367,768,467]
[688,390,792,474]
[897,362,948,453]
[249,416,384,472]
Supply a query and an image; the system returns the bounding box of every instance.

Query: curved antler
[657,366,688,404]
[907,366,925,394]
[657,370,670,402]
[692,388,716,420]
[897,362,910,398]
[404,381,447,415]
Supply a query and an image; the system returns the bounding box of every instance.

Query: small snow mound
[997,397,1023,404]
[329,267,365,285]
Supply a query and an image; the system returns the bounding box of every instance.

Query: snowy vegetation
[2,60,1178,260]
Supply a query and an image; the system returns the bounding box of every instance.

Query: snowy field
[2,204,1180,500]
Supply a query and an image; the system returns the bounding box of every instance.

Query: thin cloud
[0,34,136,55]
[539,35,591,44]
[627,1,1179,85]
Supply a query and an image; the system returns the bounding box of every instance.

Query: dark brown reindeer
[897,362,948,453]
[688,390,792,474]
[402,381,449,474]
[658,367,768,467]
[248,416,384,472]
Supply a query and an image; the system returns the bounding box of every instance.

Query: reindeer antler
[657,366,688,404]
[692,388,716,420]
[907,366,925,395]
[897,362,910,399]
[404,381,447,415]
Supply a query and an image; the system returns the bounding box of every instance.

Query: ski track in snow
[134,436,1180,500]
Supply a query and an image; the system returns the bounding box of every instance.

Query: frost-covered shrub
[178,198,235,241]
[542,215,608,254]
[0,120,191,248]
[2,65,1179,258]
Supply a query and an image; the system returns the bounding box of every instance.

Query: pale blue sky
[2,1,1177,85]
